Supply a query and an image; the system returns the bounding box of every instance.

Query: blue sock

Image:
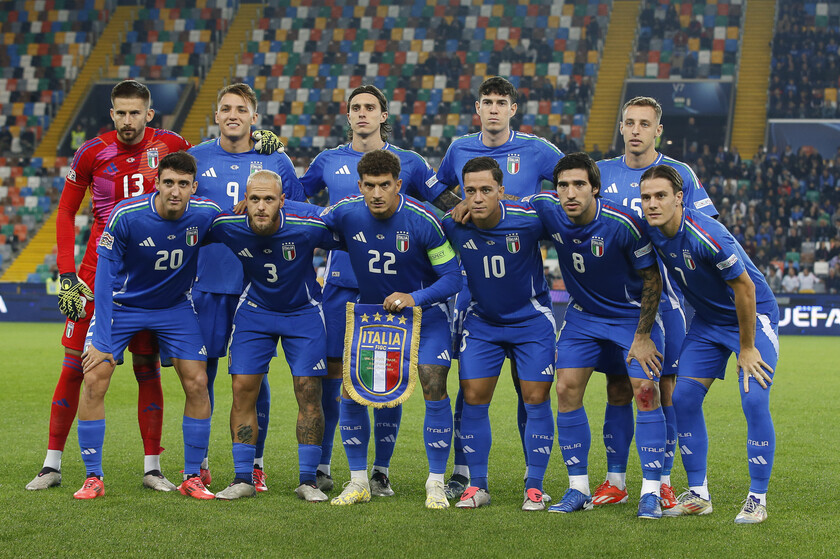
[556,407,590,476]
[78,419,105,477]
[339,397,370,472]
[319,377,342,467]
[514,382,528,465]
[603,403,633,474]
[672,378,709,487]
[206,358,218,414]
[232,442,256,480]
[424,397,453,475]
[452,388,468,468]
[298,443,321,485]
[460,402,491,490]
[183,416,211,475]
[662,405,677,477]
[636,408,666,483]
[373,405,402,469]
[739,371,775,494]
[255,375,271,460]
[524,401,554,491]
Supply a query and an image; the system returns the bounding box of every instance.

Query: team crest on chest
[506,154,520,175]
[147,148,159,169]
[186,226,198,246]
[249,161,263,176]
[506,233,520,254]
[683,249,696,270]
[282,242,296,261]
[591,236,605,257]
[396,231,409,252]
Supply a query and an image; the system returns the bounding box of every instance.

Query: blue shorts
[555,307,664,381]
[192,290,240,358]
[102,301,206,363]
[458,312,556,382]
[418,303,453,367]
[678,314,779,380]
[661,306,687,376]
[451,279,470,359]
[228,302,328,377]
[322,282,358,359]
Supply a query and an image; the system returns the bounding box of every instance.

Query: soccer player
[205,170,338,502]
[319,150,462,509]
[434,76,564,499]
[27,80,191,492]
[75,151,220,500]
[594,96,718,509]
[640,165,777,524]
[526,153,666,519]
[188,83,305,491]
[300,85,459,495]
[441,157,556,511]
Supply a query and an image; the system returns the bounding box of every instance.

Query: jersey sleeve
[433,145,459,189]
[406,151,447,202]
[97,206,128,263]
[708,230,747,282]
[55,180,88,274]
[680,166,718,217]
[630,228,657,270]
[275,152,306,201]
[409,214,462,306]
[538,139,564,182]
[300,153,326,198]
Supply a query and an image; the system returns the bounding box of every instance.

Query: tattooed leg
[230,374,263,444]
[419,364,450,401]
[294,376,325,445]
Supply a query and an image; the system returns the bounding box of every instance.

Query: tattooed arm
[626,263,664,378]
[431,186,462,212]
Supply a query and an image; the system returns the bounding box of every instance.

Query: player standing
[188,83,304,491]
[75,151,220,500]
[640,165,777,524]
[441,157,556,511]
[594,96,718,509]
[300,85,459,495]
[27,80,190,492]
[434,76,564,499]
[206,170,338,501]
[526,153,666,519]
[319,150,462,509]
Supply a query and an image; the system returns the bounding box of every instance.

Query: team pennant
[343,303,421,408]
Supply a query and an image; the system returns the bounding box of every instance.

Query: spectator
[797,266,821,292]
[825,266,840,294]
[766,264,783,293]
[782,266,801,292]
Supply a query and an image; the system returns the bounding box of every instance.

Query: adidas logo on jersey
[462,239,478,250]
[202,167,217,177]
[437,350,450,361]
[335,164,351,175]
[605,183,618,194]
[313,359,326,371]
[352,232,367,243]
[238,248,254,258]
[139,237,155,247]
[552,233,564,244]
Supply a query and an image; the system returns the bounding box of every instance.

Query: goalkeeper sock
[48,354,84,454]
[255,375,271,460]
[134,360,163,456]
[372,405,401,470]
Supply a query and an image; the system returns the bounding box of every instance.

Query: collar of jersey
[621,152,664,170]
[346,142,391,155]
[477,130,514,145]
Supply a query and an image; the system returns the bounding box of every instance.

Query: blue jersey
[96,192,221,309]
[529,194,657,319]
[645,208,779,326]
[205,200,340,314]
[597,153,717,218]
[301,142,445,289]
[189,138,305,295]
[319,194,462,308]
[441,201,551,324]
[598,153,716,312]
[434,131,563,197]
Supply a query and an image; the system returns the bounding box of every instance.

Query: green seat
[417,89,429,102]
[301,76,314,89]
[785,251,800,263]
[381,51,394,64]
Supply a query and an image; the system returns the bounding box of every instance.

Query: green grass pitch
[0,323,836,558]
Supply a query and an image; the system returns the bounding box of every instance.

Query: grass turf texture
[0,322,836,558]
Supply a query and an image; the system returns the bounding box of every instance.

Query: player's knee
[606,375,634,405]
[633,382,660,411]
[672,380,704,414]
[740,389,770,421]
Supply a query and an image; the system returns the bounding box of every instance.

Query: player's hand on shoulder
[626,334,663,379]
[82,344,115,374]
[232,199,247,214]
[737,346,773,393]
[450,200,471,224]
[384,292,414,313]
[252,130,284,155]
[57,272,93,321]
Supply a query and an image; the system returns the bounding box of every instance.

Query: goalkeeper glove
[57,272,94,322]
[252,130,284,155]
